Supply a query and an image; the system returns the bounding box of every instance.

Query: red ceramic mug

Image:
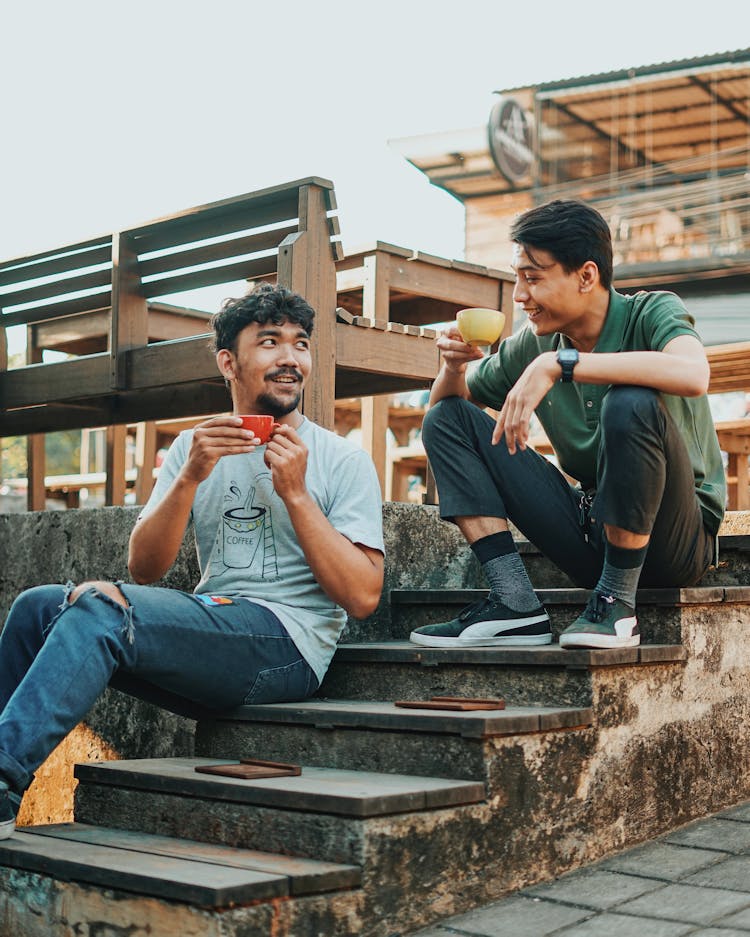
[238,414,276,444]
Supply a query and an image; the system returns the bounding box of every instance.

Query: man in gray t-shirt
[0,284,384,840]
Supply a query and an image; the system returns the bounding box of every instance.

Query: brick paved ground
[411,802,750,936]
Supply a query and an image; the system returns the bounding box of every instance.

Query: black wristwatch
[556,347,579,383]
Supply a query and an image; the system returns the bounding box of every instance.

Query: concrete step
[70,757,491,936]
[74,757,486,857]
[319,640,686,708]
[1,821,359,904]
[195,698,594,780]
[389,585,750,644]
[0,821,363,936]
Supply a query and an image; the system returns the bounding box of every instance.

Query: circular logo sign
[488,97,534,185]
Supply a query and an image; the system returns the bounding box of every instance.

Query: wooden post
[134,421,158,505]
[25,327,45,511]
[360,252,392,495]
[107,231,148,504]
[105,424,128,506]
[361,396,389,497]
[278,184,337,431]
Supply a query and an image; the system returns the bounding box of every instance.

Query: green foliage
[2,431,81,479]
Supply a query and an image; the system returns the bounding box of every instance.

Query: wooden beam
[111,232,148,390]
[127,334,217,389]
[387,258,506,308]
[335,324,439,381]
[0,356,111,409]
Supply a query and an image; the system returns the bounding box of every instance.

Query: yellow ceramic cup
[456,307,506,347]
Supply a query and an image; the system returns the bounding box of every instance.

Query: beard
[256,388,302,418]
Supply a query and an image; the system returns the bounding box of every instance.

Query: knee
[422,396,472,449]
[5,585,67,631]
[70,581,128,608]
[601,385,661,433]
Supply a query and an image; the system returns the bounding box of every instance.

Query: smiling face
[511,244,596,338]
[217,319,312,421]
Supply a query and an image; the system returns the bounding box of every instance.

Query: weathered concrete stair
[0,508,747,937]
[71,757,489,935]
[196,697,595,780]
[3,821,359,903]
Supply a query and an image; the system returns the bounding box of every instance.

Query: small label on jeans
[193,594,235,606]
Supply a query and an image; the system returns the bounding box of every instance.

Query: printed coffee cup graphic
[220,482,279,578]
[223,505,266,568]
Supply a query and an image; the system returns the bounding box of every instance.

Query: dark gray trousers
[421,388,715,589]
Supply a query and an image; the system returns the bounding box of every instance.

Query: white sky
[1,1,747,272]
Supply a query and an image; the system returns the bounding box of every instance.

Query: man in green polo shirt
[410,199,725,650]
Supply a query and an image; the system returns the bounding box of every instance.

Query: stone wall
[0,502,476,824]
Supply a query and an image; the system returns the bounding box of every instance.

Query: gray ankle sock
[595,540,649,607]
[471,532,540,612]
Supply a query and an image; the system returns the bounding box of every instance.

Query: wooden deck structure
[0,188,512,508]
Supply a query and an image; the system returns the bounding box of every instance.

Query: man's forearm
[571,344,709,397]
[429,364,471,406]
[128,475,198,583]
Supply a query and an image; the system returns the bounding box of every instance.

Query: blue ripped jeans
[0,582,318,795]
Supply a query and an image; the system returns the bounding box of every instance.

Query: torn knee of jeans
[58,580,76,612]
[69,581,136,645]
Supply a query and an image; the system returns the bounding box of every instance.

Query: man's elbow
[128,560,151,585]
[682,360,711,397]
[345,586,383,620]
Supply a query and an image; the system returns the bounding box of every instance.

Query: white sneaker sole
[410,631,553,648]
[0,818,15,840]
[559,633,641,649]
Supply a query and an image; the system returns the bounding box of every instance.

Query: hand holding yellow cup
[456,307,505,347]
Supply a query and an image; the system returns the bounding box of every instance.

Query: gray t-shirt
[140,418,384,682]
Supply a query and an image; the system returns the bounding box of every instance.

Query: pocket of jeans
[243,658,317,705]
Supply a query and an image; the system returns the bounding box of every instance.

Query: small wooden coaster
[394,696,505,712]
[195,758,301,779]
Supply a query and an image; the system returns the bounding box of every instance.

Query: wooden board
[195,759,301,779]
[395,697,505,712]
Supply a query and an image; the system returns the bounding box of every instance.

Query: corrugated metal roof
[497,47,750,95]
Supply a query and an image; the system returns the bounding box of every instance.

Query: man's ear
[216,348,235,382]
[578,260,599,292]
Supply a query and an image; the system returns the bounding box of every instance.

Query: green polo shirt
[466,288,726,534]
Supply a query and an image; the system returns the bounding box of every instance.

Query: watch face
[559,349,578,363]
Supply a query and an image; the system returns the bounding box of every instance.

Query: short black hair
[211,283,315,352]
[509,200,613,290]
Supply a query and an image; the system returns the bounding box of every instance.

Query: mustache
[266,367,303,382]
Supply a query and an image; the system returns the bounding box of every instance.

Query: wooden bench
[1,178,346,508]
[2,217,513,507]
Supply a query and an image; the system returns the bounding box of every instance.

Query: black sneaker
[559,593,640,649]
[410,596,551,648]
[0,787,18,840]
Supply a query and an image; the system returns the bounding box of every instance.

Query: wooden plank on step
[222,699,592,739]
[0,830,287,907]
[23,823,361,895]
[74,758,485,818]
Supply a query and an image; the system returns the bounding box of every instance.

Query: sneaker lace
[458,598,491,622]
[585,593,615,623]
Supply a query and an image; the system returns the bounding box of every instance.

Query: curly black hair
[211,283,315,352]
